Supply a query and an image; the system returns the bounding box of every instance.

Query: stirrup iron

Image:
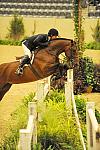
[15,67,23,75]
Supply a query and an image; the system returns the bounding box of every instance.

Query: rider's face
[49,36,58,40]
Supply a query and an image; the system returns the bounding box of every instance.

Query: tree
[73,0,85,57]
[8,14,25,40]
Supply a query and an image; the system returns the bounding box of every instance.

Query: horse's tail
[0,83,12,101]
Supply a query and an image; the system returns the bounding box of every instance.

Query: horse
[0,38,79,101]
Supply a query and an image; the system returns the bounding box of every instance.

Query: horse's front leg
[50,63,69,81]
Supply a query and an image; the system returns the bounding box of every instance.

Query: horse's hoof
[51,76,56,82]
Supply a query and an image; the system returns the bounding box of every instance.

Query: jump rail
[65,69,100,150]
[18,102,37,150]
[18,77,50,150]
[65,69,86,150]
[35,77,50,100]
[86,102,100,150]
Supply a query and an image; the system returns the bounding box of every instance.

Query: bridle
[69,43,74,68]
[61,40,75,68]
[48,39,75,68]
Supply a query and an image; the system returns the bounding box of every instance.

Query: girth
[28,63,43,80]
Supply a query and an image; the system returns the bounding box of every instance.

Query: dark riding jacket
[23,34,49,52]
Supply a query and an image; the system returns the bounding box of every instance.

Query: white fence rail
[65,69,86,150]
[86,102,100,150]
[35,77,50,100]
[65,69,100,150]
[17,69,100,150]
[18,77,50,150]
[18,102,37,150]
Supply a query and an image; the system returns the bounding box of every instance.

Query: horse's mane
[50,38,74,43]
[35,38,74,54]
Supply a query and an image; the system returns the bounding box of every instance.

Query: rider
[16,28,59,75]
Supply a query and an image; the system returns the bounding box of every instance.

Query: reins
[29,38,75,77]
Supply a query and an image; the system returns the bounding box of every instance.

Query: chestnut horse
[0,38,78,101]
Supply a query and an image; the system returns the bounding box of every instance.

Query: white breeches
[22,42,34,63]
[22,42,32,58]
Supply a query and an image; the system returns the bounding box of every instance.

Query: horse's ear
[71,40,74,46]
[71,40,73,44]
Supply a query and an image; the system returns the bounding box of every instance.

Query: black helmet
[48,28,59,37]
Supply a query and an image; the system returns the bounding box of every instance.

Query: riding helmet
[48,28,59,37]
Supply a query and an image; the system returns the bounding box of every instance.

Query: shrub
[75,96,87,122]
[45,89,65,103]
[91,19,100,43]
[0,39,21,46]
[7,14,25,40]
[74,56,95,94]
[85,41,100,50]
[85,19,100,50]
[75,96,100,124]
[93,64,100,92]
[38,100,83,150]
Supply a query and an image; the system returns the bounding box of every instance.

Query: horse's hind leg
[0,83,12,101]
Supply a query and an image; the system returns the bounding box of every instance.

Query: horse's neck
[49,44,64,56]
[50,40,69,55]
[47,47,59,56]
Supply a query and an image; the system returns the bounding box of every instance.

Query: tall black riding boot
[16,55,30,75]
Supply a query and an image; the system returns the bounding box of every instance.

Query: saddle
[15,53,34,65]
